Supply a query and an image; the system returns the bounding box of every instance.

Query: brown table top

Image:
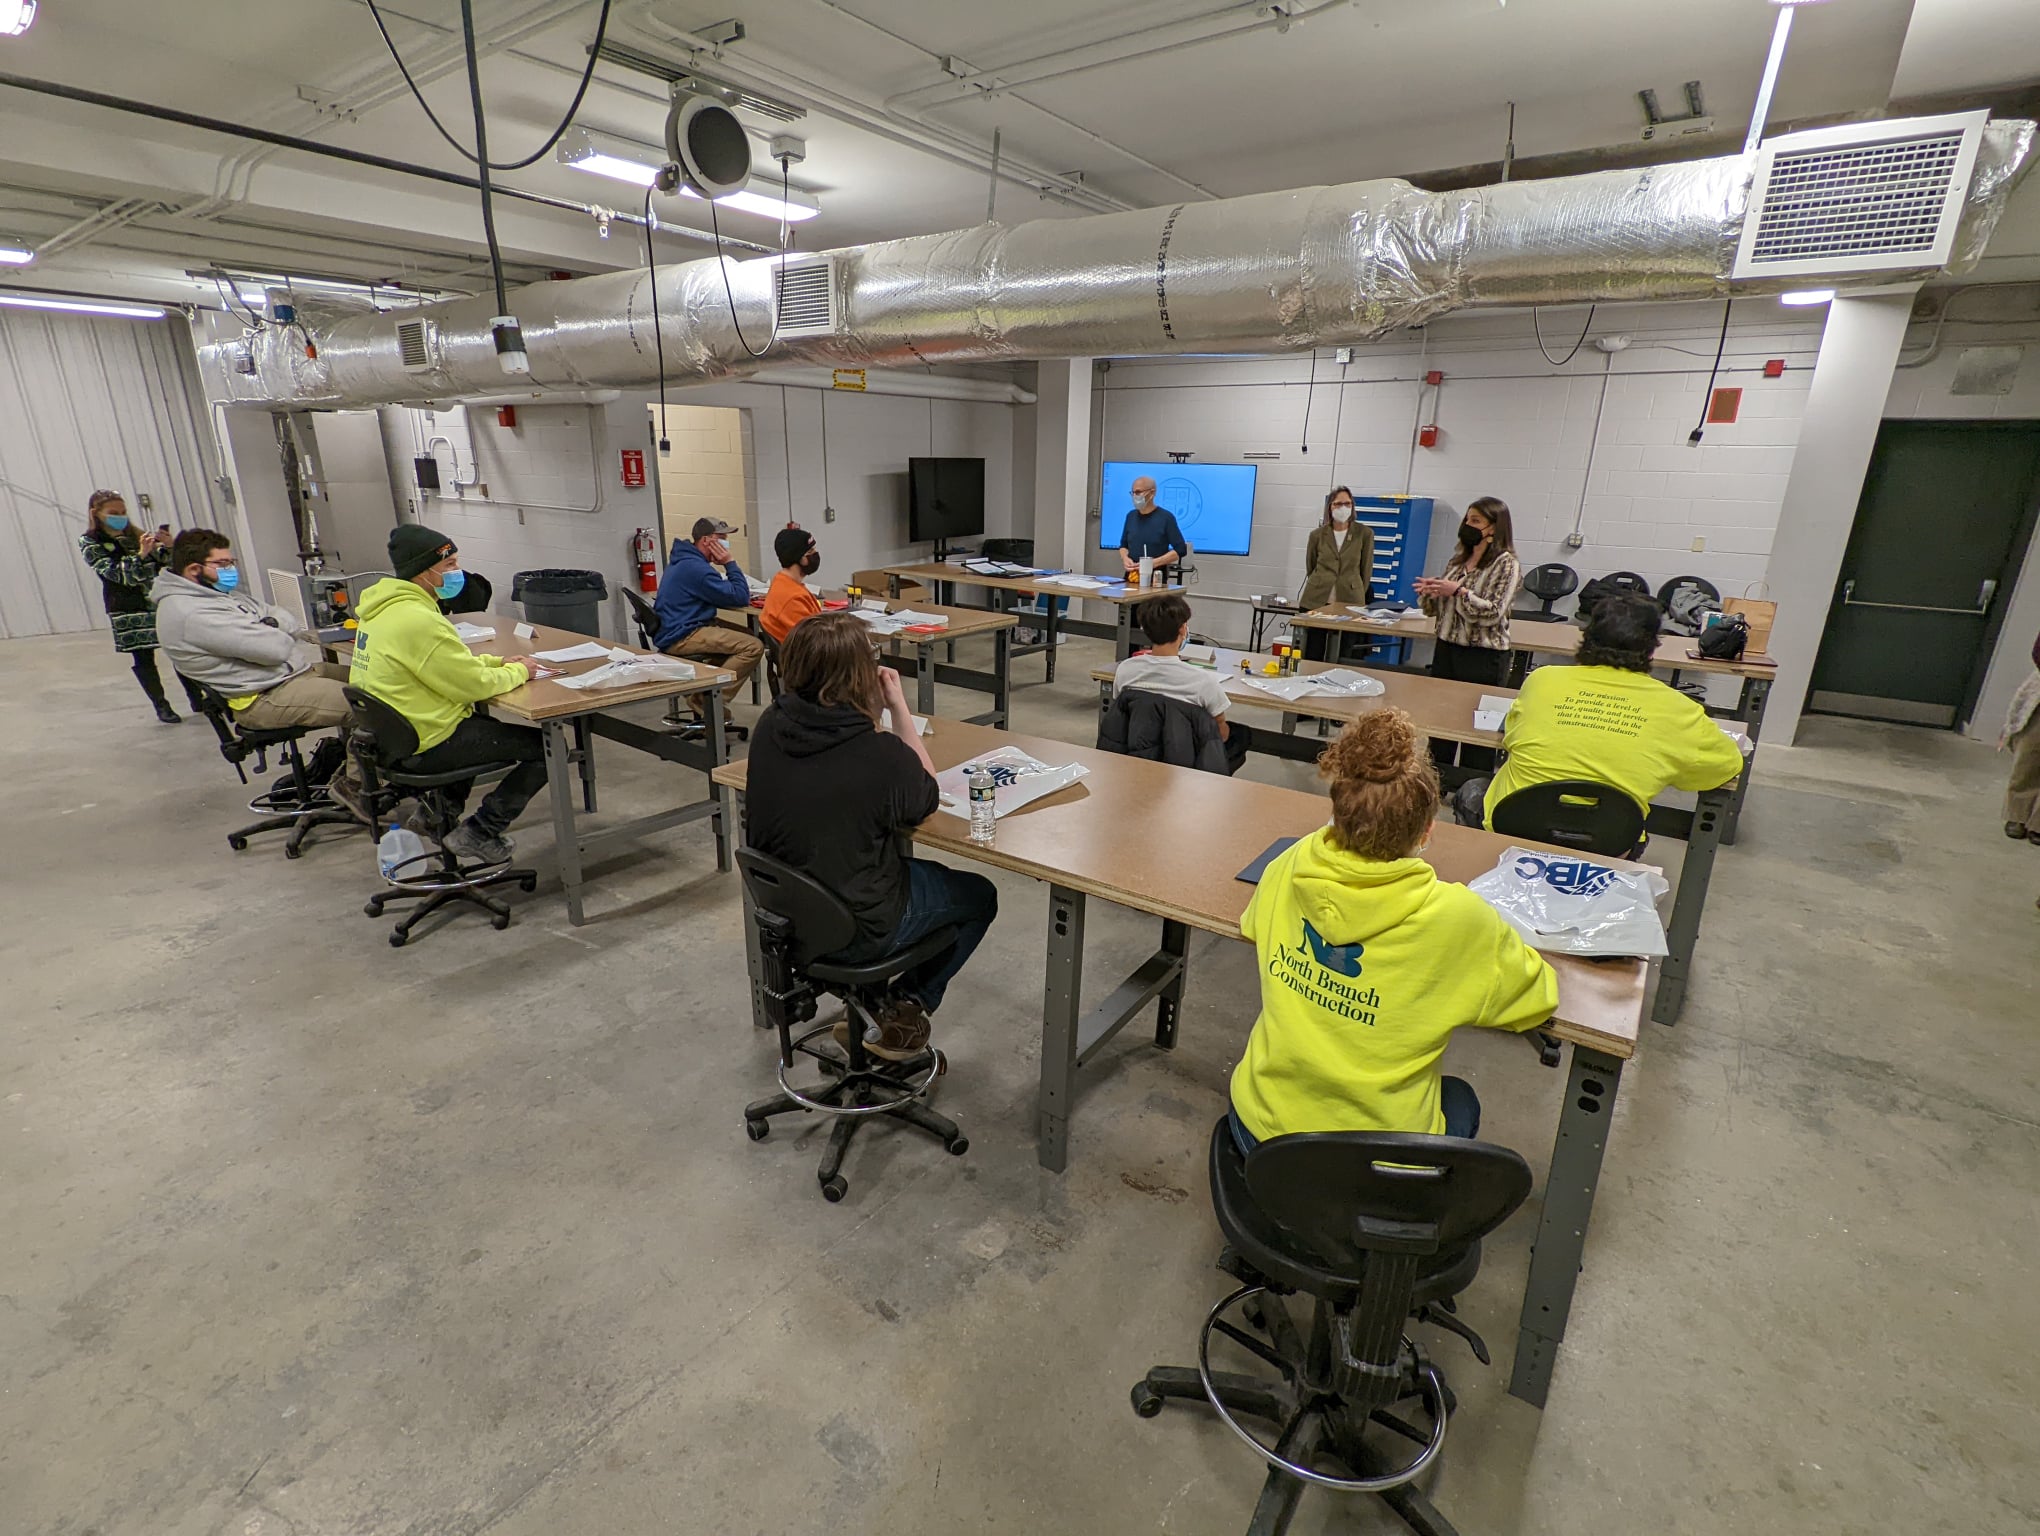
[881,561,1164,606]
[714,719,1647,1057]
[1095,649,1507,749]
[844,597,1018,643]
[339,617,733,724]
[1289,607,1778,679]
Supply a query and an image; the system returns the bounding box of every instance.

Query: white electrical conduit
[747,366,1037,403]
[889,0,1354,110]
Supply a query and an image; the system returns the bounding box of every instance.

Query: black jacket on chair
[1098,689,1229,776]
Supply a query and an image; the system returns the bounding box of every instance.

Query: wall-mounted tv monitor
[1097,461,1258,556]
[908,457,986,543]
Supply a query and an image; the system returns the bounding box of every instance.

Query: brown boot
[862,996,932,1062]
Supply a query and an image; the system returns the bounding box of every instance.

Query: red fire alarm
[495,405,518,428]
[1764,359,1786,378]
[1417,423,1440,449]
[1425,370,1444,387]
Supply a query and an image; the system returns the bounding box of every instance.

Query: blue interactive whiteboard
[1098,461,1258,556]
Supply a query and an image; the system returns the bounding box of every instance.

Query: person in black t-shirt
[745,611,999,1059]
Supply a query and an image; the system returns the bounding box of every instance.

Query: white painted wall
[372,378,1022,643]
[0,308,223,639]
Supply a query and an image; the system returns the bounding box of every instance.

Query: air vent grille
[773,259,837,337]
[1733,111,1985,280]
[396,318,435,372]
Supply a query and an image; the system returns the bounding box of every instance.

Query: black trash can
[511,568,609,638]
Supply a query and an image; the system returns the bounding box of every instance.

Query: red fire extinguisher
[633,527,658,593]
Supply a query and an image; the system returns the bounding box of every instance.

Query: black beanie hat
[774,526,816,567]
[390,523,456,580]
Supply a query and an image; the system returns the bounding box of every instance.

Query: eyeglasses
[205,556,238,569]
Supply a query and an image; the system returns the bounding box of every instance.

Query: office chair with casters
[342,687,538,947]
[622,586,699,729]
[1489,778,1646,858]
[759,626,784,697]
[184,676,359,858]
[1133,1121,1532,1536]
[1510,562,1578,621]
[737,848,966,1202]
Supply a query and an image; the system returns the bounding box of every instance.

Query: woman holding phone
[77,490,202,723]
[1414,495,1521,774]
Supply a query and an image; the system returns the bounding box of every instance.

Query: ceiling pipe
[192,117,2035,412]
[746,365,1037,403]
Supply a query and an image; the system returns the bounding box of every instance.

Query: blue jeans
[885,859,998,1013]
[1230,1075,1481,1155]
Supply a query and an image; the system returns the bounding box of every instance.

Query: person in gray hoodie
[154,529,368,814]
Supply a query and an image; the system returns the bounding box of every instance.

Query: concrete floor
[4,627,2037,1536]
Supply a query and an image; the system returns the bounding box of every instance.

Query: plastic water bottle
[378,823,425,881]
[967,764,996,846]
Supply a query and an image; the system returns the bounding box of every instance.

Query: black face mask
[799,551,820,576]
[1457,522,1482,549]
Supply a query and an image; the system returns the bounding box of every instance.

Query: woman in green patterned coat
[77,489,203,723]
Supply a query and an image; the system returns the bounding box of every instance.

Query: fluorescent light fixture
[1778,289,1836,305]
[0,292,166,319]
[716,185,820,222]
[1,1,37,38]
[0,242,33,265]
[557,128,819,220]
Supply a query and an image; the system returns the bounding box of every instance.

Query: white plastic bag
[552,652,698,690]
[1468,846,1670,958]
[935,746,1088,820]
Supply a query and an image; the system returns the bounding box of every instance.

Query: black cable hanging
[643,183,671,451]
[456,0,509,317]
[1688,299,1733,444]
[366,0,613,171]
[1532,303,1596,367]
[1300,349,1317,455]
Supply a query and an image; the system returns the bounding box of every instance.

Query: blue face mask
[213,566,240,593]
[434,568,466,601]
[103,514,129,531]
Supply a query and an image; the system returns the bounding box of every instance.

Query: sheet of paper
[513,621,536,640]
[878,708,933,736]
[1477,694,1515,715]
[1472,710,1507,732]
[888,609,950,627]
[531,641,613,662]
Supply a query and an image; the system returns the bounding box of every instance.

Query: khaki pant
[2006,718,2040,832]
[663,621,763,712]
[235,663,353,730]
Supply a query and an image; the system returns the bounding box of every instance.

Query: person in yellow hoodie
[1470,592,1745,836]
[349,525,547,865]
[1230,708,1557,1149]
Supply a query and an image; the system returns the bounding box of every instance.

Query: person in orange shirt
[761,526,824,644]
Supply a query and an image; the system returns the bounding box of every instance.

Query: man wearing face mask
[1117,476,1190,580]
[349,525,548,865]
[761,525,824,643]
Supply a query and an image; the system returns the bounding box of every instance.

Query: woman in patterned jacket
[77,489,203,723]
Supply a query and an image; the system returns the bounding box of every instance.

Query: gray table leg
[1039,883,1087,1173]
[1097,678,1114,731]
[1155,918,1188,1048]
[993,625,1012,727]
[730,787,765,1024]
[574,715,597,814]
[1723,675,1769,846]
[1043,595,1059,683]
[1115,603,1135,661]
[543,720,587,926]
[916,639,937,715]
[1510,1045,1623,1407]
[1652,783,1726,1025]
[707,689,732,873]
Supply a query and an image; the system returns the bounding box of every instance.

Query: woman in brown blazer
[1297,487,1374,661]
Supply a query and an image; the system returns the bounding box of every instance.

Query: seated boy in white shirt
[1112,591,1252,775]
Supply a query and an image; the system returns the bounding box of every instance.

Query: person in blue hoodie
[653,517,764,728]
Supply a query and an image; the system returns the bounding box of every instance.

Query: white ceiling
[0,0,2035,309]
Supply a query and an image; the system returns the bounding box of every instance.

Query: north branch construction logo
[1267,920,1379,1026]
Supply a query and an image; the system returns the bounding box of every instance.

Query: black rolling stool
[738,848,966,1202]
[184,676,359,858]
[1133,1121,1532,1536]
[342,687,538,947]
[1510,562,1578,621]
[1489,777,1646,859]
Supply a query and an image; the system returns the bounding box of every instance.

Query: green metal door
[1809,421,2040,728]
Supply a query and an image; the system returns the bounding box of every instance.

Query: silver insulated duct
[197,115,2035,410]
